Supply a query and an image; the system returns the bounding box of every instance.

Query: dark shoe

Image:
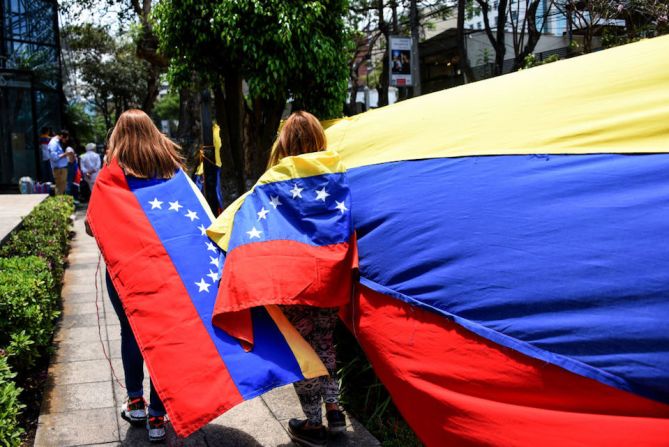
[326,409,346,434]
[288,419,327,447]
[146,414,166,443]
[120,396,146,427]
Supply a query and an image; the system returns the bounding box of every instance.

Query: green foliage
[65,102,107,144]
[0,356,24,447]
[153,90,180,122]
[0,196,74,287]
[336,324,422,447]
[154,0,352,119]
[522,53,560,69]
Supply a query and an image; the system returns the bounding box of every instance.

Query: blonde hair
[106,109,183,178]
[267,111,326,169]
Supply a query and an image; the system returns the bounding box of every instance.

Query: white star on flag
[206,269,220,282]
[269,195,282,209]
[315,187,330,202]
[168,200,183,212]
[185,209,199,221]
[209,256,220,268]
[247,227,262,239]
[198,224,207,236]
[290,184,303,199]
[195,278,210,293]
[257,207,269,220]
[335,200,348,214]
[206,241,218,252]
[148,198,163,209]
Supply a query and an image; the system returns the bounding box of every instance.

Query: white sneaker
[120,397,146,427]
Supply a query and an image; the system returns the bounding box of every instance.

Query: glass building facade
[0,0,63,187]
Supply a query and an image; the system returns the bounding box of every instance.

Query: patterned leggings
[281,305,340,425]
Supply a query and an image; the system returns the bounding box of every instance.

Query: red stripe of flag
[88,164,244,436]
[342,285,669,447]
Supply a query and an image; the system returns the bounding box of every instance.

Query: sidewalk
[34,210,380,447]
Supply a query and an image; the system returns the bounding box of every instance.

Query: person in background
[48,129,70,195]
[79,143,101,202]
[268,111,347,447]
[65,146,80,201]
[39,127,53,183]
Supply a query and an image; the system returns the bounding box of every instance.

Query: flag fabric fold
[87,160,327,437]
[207,150,358,348]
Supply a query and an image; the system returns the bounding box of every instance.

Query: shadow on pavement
[122,422,269,447]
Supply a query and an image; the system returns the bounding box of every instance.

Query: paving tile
[59,312,107,329]
[205,397,292,446]
[54,325,108,343]
[262,385,303,421]
[62,300,99,316]
[41,380,114,414]
[53,339,110,363]
[62,292,103,304]
[34,407,119,447]
[48,359,112,386]
[106,324,121,341]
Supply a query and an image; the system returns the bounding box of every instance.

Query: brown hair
[267,111,326,168]
[106,109,183,178]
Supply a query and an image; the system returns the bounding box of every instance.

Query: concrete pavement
[34,210,379,447]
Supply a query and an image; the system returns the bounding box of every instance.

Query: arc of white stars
[206,241,218,253]
[335,200,348,214]
[206,269,220,282]
[257,207,269,220]
[209,256,220,268]
[149,198,163,209]
[290,184,303,199]
[195,278,210,293]
[185,209,199,221]
[315,187,330,202]
[247,227,262,239]
[168,200,183,212]
[269,195,282,209]
[198,224,207,236]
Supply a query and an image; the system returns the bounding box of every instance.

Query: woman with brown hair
[270,111,347,447]
[87,109,184,443]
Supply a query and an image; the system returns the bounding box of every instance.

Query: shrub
[0,196,74,285]
[0,257,59,376]
[0,355,24,447]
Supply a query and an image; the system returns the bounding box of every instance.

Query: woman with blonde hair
[87,109,183,443]
[269,111,347,447]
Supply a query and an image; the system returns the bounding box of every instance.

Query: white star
[257,207,269,220]
[269,195,282,209]
[185,209,199,221]
[206,241,218,252]
[315,187,330,202]
[195,278,210,293]
[209,256,220,268]
[335,200,348,214]
[198,224,207,236]
[148,198,163,209]
[206,269,220,282]
[168,200,183,212]
[247,227,262,239]
[290,184,303,199]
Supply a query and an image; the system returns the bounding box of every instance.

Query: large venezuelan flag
[86,161,328,437]
[211,36,669,446]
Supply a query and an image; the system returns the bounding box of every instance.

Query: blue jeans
[106,271,166,416]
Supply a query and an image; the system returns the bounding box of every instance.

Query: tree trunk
[175,86,201,170]
[213,74,245,207]
[377,0,389,107]
[456,0,476,82]
[243,97,285,184]
[512,0,542,71]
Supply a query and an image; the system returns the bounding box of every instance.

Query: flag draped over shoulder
[86,161,327,437]
[207,150,358,347]
[317,37,669,446]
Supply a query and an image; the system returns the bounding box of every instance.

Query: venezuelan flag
[207,150,358,346]
[211,36,669,446]
[325,36,669,446]
[87,161,327,437]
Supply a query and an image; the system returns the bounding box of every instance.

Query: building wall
[0,0,63,187]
